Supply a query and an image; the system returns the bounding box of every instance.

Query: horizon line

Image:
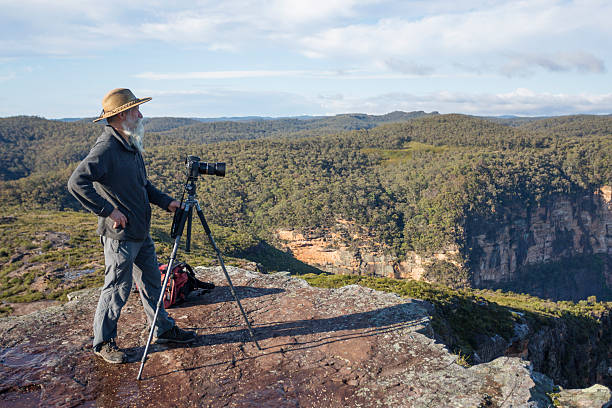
[3,110,612,122]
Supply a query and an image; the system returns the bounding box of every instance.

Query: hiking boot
[154,325,197,344]
[94,339,126,364]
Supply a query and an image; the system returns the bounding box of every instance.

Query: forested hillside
[1,112,610,286]
[0,111,433,181]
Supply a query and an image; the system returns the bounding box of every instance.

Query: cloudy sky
[1,0,611,118]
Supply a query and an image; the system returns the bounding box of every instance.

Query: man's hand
[167,200,181,213]
[109,208,127,229]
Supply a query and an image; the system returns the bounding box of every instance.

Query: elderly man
[68,88,196,364]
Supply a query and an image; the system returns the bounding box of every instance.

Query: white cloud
[501,51,606,77]
[384,58,435,76]
[0,0,383,55]
[134,68,467,81]
[137,86,612,117]
[2,0,612,118]
[138,11,236,47]
[317,88,612,116]
[0,0,141,55]
[136,70,327,80]
[138,87,324,117]
[298,1,612,69]
[2,0,611,73]
[0,72,16,81]
[267,0,381,24]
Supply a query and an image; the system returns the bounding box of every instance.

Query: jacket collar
[104,125,137,152]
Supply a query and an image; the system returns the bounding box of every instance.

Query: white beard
[122,118,145,154]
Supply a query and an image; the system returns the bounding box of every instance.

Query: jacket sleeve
[145,179,174,211]
[67,143,115,217]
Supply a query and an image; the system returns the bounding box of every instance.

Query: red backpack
[158,262,215,308]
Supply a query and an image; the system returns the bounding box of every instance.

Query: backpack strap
[183,263,215,291]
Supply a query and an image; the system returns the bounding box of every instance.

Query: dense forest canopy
[0,111,433,181]
[0,112,610,279]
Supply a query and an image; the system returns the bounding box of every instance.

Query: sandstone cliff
[469,187,611,287]
[3,267,608,407]
[275,221,461,281]
[274,187,612,298]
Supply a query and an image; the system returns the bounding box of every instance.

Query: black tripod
[137,169,261,380]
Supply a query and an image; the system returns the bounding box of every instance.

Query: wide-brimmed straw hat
[93,88,152,123]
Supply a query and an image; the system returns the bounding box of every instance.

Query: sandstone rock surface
[0,267,605,407]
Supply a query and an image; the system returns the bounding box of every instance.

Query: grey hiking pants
[93,235,175,349]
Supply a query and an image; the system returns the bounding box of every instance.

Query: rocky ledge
[1,267,610,407]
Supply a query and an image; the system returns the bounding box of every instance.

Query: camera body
[185,155,226,179]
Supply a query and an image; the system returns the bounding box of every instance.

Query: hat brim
[92,97,152,123]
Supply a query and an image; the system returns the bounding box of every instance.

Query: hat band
[102,98,144,117]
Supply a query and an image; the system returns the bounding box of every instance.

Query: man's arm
[67,144,115,218]
[144,179,175,212]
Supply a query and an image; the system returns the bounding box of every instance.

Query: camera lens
[198,162,226,177]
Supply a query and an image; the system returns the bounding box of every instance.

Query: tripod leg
[137,203,190,380]
[185,207,193,253]
[194,203,261,350]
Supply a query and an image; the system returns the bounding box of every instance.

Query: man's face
[120,106,146,153]
[123,106,142,131]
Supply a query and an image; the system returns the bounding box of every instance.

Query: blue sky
[1,0,611,118]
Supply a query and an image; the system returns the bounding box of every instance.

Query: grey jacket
[67,125,173,241]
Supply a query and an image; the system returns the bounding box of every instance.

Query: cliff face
[275,223,460,281]
[469,186,612,287]
[275,187,612,297]
[465,309,612,389]
[525,312,612,389]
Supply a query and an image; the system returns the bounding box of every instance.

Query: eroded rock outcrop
[276,221,460,281]
[275,188,612,296]
[0,267,594,407]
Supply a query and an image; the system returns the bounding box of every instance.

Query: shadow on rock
[233,241,326,275]
[192,300,431,350]
[170,285,285,308]
[140,300,432,380]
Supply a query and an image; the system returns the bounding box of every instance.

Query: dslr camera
[185,155,225,179]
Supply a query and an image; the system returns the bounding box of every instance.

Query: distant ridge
[55,118,87,122]
[192,115,322,122]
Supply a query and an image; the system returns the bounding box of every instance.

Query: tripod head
[171,155,227,240]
